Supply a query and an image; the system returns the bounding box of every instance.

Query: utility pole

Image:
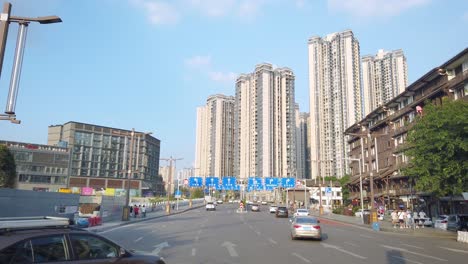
[160,156,183,214]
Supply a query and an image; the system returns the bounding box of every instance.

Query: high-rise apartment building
[48,121,161,195]
[362,49,408,115]
[233,63,296,180]
[295,109,310,179]
[195,94,235,177]
[308,30,362,179]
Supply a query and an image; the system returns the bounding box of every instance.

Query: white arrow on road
[321,243,367,259]
[222,241,238,257]
[152,242,169,256]
[381,245,447,261]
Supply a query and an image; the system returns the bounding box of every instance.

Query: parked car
[354,209,370,218]
[446,214,468,232]
[290,216,322,240]
[276,207,289,218]
[434,215,449,230]
[261,201,268,205]
[0,216,166,264]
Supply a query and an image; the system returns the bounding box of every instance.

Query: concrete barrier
[457,231,468,243]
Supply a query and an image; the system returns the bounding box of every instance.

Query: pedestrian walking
[406,210,413,229]
[413,211,419,228]
[398,210,405,229]
[142,205,146,218]
[134,205,139,218]
[391,210,398,228]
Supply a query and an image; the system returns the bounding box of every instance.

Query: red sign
[296,180,302,186]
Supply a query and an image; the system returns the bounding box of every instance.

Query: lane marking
[439,246,468,254]
[390,255,424,264]
[321,243,367,259]
[402,244,424,250]
[255,230,261,235]
[152,242,169,256]
[381,245,447,261]
[344,242,358,247]
[191,248,196,256]
[292,252,311,263]
[359,234,373,239]
[222,241,238,257]
[134,237,143,243]
[268,238,278,245]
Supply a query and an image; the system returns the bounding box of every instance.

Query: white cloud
[463,11,468,22]
[185,55,237,83]
[208,71,238,82]
[188,0,236,17]
[184,55,212,68]
[328,0,430,18]
[131,0,180,25]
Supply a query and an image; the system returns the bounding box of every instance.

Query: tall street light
[0,2,62,124]
[160,156,183,214]
[344,158,364,224]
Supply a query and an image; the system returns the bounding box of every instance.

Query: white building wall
[308,30,361,179]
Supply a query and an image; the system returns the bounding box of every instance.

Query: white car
[355,209,370,217]
[217,200,223,204]
[206,202,216,211]
[251,204,260,212]
[261,201,268,205]
[294,209,310,217]
[269,205,278,213]
[434,215,448,230]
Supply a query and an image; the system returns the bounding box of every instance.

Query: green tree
[191,188,205,198]
[338,174,351,205]
[403,98,468,198]
[0,145,16,188]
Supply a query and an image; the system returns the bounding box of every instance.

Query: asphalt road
[98,203,467,264]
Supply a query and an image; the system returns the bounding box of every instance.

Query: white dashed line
[344,242,358,247]
[439,247,468,254]
[134,237,143,243]
[402,244,424,250]
[192,248,196,256]
[292,252,311,263]
[268,238,278,245]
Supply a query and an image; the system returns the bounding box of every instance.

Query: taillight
[313,225,321,229]
[293,225,302,229]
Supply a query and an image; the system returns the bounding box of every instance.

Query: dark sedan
[276,206,289,218]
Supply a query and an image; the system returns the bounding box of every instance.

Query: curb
[89,204,205,232]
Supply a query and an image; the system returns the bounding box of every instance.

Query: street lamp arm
[9,15,62,24]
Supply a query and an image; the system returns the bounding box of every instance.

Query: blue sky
[0,0,467,170]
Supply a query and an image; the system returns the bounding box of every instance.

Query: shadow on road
[386,250,406,264]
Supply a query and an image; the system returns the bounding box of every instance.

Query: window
[0,240,33,264]
[70,234,119,260]
[31,235,67,262]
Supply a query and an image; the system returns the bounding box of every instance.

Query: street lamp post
[0,2,62,124]
[344,158,364,224]
[160,156,183,214]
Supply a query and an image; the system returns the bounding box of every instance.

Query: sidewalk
[310,211,457,239]
[87,200,205,232]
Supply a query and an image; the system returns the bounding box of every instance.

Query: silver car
[290,216,322,240]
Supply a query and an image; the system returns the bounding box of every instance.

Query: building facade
[362,49,408,115]
[48,121,161,195]
[308,30,362,179]
[295,108,310,179]
[345,48,467,217]
[195,94,235,177]
[1,140,69,191]
[234,63,296,179]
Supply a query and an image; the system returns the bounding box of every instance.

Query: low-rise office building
[0,140,69,191]
[48,121,161,196]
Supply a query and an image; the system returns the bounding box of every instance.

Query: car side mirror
[119,248,127,257]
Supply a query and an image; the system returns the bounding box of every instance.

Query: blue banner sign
[205,177,219,187]
[247,177,263,191]
[222,177,237,190]
[188,177,203,187]
[264,177,279,191]
[281,177,296,188]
